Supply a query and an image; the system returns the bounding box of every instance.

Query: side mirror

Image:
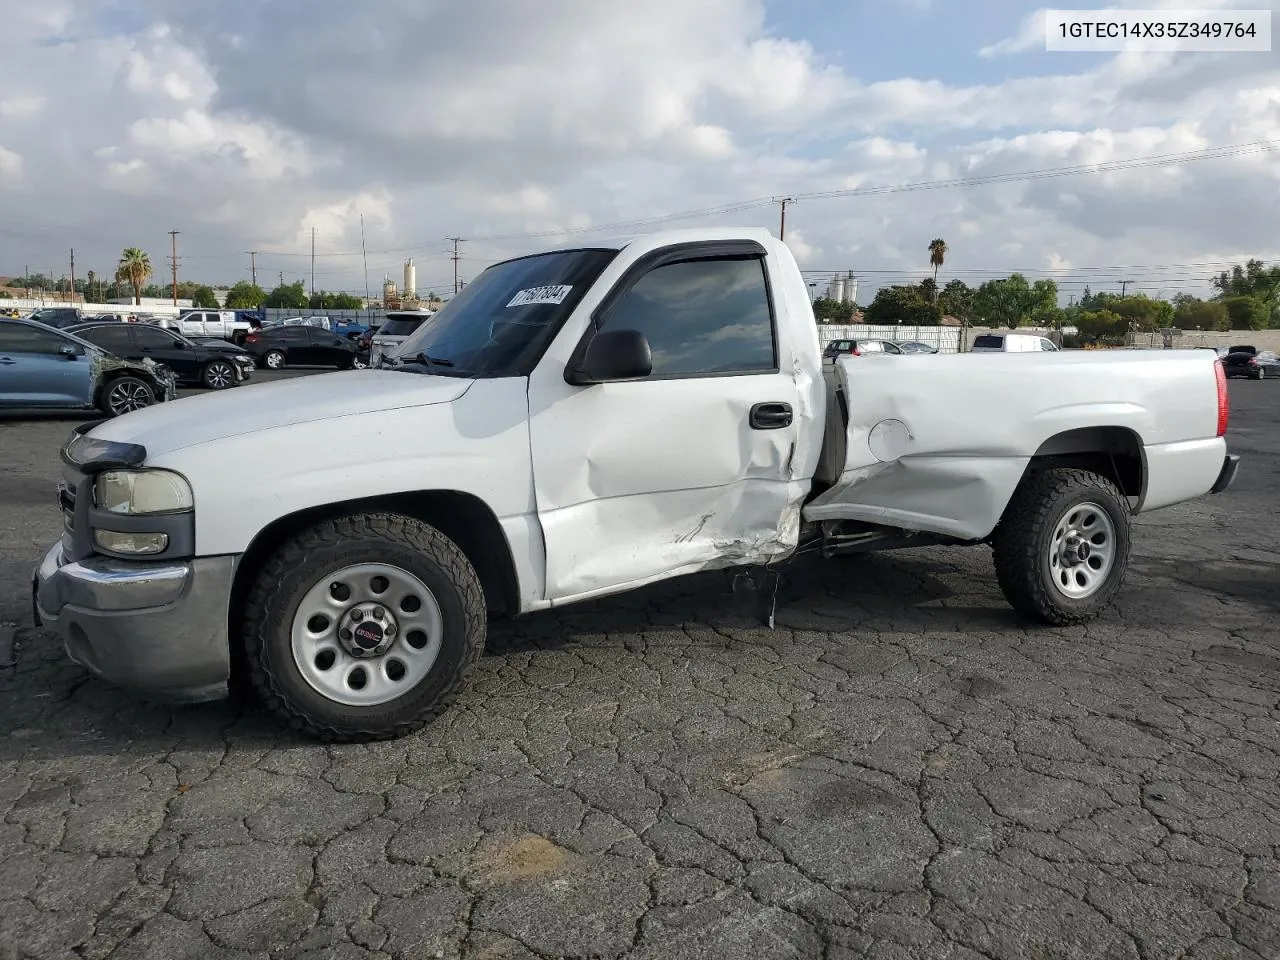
[58,345,78,359]
[566,329,653,385]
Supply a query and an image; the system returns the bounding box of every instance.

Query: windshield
[394,248,617,376]
[379,315,431,337]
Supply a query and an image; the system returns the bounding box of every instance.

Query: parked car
[0,318,177,415]
[822,338,902,360]
[283,315,371,340]
[30,226,1240,741]
[66,321,255,390]
[356,323,382,352]
[369,310,436,367]
[896,341,938,354]
[241,324,370,370]
[1223,348,1279,380]
[971,333,1059,352]
[25,307,83,329]
[156,309,254,345]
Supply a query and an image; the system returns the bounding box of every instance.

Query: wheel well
[229,491,521,635]
[93,368,162,406]
[1024,427,1145,499]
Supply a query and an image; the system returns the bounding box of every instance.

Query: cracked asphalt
[1,372,1277,960]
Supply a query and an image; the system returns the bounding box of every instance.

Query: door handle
[749,401,793,430]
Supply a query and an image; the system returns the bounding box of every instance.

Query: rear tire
[263,350,285,370]
[992,467,1131,626]
[241,513,486,742]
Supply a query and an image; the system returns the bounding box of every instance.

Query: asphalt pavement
[0,370,1277,960]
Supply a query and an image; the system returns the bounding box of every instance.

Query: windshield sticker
[507,285,573,308]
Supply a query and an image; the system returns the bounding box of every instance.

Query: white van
[970,333,1059,353]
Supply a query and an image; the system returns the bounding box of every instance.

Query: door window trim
[569,240,780,383]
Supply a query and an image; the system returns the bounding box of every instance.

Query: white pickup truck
[159,310,253,344]
[33,227,1239,741]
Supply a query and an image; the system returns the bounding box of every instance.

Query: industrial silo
[828,277,845,302]
[403,259,416,300]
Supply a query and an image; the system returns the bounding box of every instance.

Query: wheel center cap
[340,605,398,657]
[353,622,383,650]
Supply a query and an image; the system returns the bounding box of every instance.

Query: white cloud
[0,96,46,118]
[0,0,1276,306]
[0,146,23,180]
[979,8,1047,58]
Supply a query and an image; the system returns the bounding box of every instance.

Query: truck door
[527,242,805,603]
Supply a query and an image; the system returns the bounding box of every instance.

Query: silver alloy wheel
[265,351,284,369]
[1048,501,1116,600]
[205,361,233,388]
[106,379,154,415]
[352,356,368,369]
[290,562,444,707]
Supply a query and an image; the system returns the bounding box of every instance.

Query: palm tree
[928,239,948,296]
[116,248,152,305]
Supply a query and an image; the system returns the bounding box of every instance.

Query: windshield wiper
[414,353,454,368]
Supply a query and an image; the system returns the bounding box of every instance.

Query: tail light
[1214,359,1229,437]
[850,347,861,357]
[1248,357,1258,366]
[245,333,260,344]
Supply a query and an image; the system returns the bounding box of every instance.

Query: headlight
[94,470,193,515]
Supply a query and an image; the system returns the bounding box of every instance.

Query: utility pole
[310,227,316,296]
[360,214,370,305]
[773,197,796,240]
[69,248,75,299]
[1120,279,1131,297]
[448,237,463,294]
[247,251,258,287]
[168,230,180,305]
[279,270,284,287]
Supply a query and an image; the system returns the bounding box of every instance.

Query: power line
[447,237,463,293]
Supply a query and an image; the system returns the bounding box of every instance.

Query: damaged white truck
[33,227,1239,740]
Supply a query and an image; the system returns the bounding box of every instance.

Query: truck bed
[803,349,1227,541]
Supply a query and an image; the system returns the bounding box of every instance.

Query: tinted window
[80,326,133,351]
[0,322,68,353]
[274,327,310,342]
[134,326,178,348]
[973,335,1004,348]
[599,257,775,377]
[379,316,430,337]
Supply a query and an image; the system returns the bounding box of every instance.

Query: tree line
[812,238,1280,336]
[5,247,366,312]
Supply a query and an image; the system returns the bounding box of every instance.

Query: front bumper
[32,541,237,703]
[1210,454,1240,494]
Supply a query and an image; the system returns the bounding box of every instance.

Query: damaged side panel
[526,235,826,606]
[804,349,1211,540]
[93,354,179,404]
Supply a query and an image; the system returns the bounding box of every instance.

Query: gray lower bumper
[32,541,237,703]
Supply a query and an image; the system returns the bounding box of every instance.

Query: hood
[87,369,474,458]
[199,341,251,356]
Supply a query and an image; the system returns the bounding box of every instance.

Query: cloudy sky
[1,0,1278,303]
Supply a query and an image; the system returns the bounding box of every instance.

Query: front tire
[202,359,236,390]
[992,467,1132,626]
[241,513,486,741]
[263,350,286,370]
[100,376,157,416]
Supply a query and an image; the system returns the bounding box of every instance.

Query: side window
[598,256,776,377]
[133,327,172,348]
[83,326,134,352]
[1040,338,1057,351]
[0,324,69,354]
